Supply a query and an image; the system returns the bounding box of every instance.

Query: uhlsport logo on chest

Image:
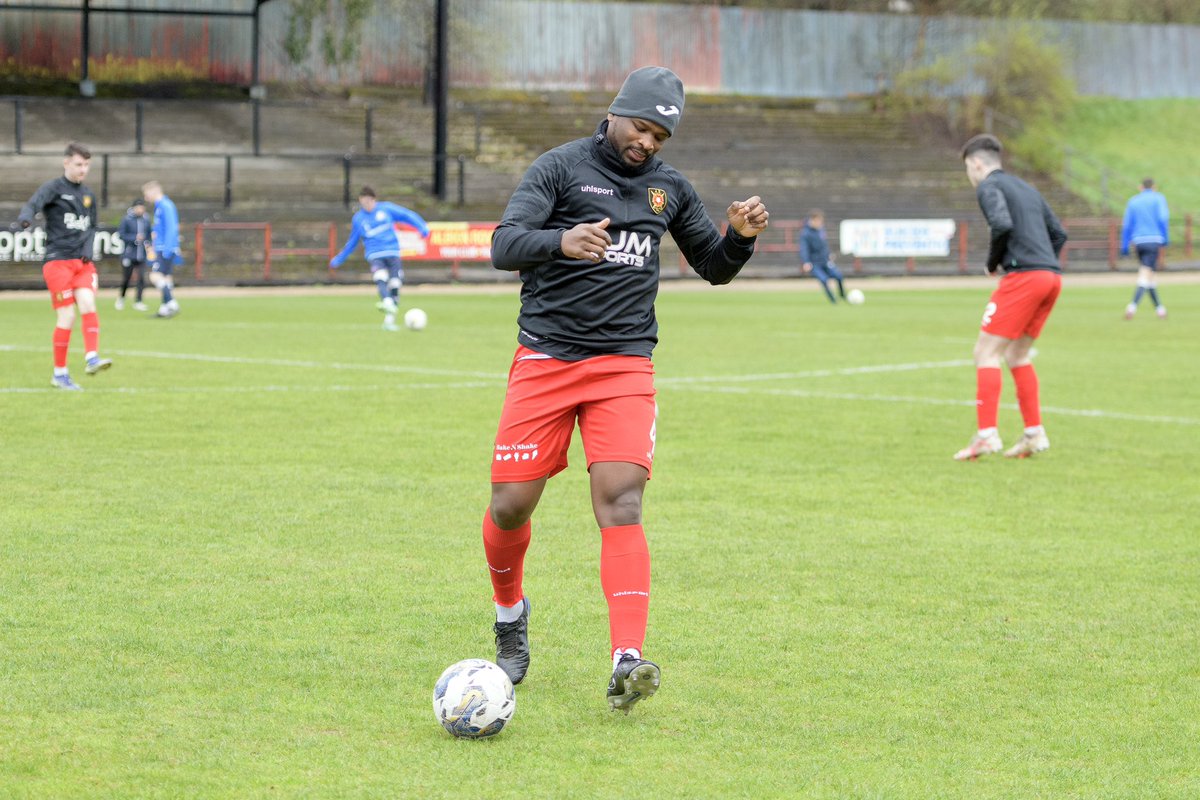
[647,188,667,215]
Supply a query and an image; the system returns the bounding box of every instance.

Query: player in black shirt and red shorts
[482,67,769,712]
[17,142,113,390]
[955,134,1067,461]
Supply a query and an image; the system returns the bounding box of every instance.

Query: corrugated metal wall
[1,0,1197,98]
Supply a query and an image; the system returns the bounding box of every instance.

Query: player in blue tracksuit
[799,209,845,304]
[143,180,182,318]
[330,186,431,331]
[1120,178,1170,320]
[116,198,150,311]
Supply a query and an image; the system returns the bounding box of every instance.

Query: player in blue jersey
[1120,178,1170,320]
[330,187,431,331]
[142,181,182,319]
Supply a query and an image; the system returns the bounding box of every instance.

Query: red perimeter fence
[190,216,1195,283]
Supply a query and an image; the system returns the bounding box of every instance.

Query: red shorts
[491,346,657,482]
[980,270,1062,339]
[44,259,97,309]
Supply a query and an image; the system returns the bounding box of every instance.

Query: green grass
[1,282,1198,798]
[1062,98,1200,229]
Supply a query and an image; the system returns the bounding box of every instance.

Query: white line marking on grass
[0,344,506,380]
[669,384,1200,426]
[169,321,380,331]
[6,343,1194,425]
[658,359,974,384]
[0,381,499,395]
[116,348,507,379]
[1036,405,1200,426]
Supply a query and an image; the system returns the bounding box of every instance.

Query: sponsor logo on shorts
[495,443,539,462]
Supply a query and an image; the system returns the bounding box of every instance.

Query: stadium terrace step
[0,90,1094,276]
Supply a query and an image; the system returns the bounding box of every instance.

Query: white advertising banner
[0,228,125,263]
[839,219,956,258]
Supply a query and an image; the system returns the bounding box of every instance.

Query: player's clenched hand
[561,218,612,262]
[727,196,768,238]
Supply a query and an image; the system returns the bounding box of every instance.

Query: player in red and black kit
[17,142,113,390]
[955,134,1067,461]
[481,67,769,712]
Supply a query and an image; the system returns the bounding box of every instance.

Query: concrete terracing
[0,90,1101,282]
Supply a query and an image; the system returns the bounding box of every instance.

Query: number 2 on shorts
[981,301,997,328]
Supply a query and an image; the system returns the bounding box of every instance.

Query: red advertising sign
[398,221,496,261]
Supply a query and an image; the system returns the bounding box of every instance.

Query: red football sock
[482,509,531,608]
[53,326,71,369]
[600,524,651,656]
[81,312,100,354]
[1010,363,1041,428]
[976,367,1002,430]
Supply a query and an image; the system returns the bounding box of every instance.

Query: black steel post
[14,98,23,154]
[135,100,144,153]
[457,154,465,206]
[224,156,233,208]
[251,2,261,89]
[101,153,109,207]
[343,156,352,209]
[81,0,90,87]
[252,100,261,156]
[365,105,373,151]
[432,0,448,200]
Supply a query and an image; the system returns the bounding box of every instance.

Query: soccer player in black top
[955,134,1067,461]
[480,67,769,712]
[16,142,113,389]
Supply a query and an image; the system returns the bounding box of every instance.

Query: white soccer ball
[432,659,515,739]
[846,288,865,305]
[404,307,428,331]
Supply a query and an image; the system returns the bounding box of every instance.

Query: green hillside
[1061,98,1199,239]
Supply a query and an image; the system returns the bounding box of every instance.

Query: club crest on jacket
[647,188,667,215]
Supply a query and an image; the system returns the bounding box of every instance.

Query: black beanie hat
[608,66,685,136]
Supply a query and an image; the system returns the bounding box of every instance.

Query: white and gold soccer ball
[846,288,865,305]
[432,659,515,739]
[404,307,428,331]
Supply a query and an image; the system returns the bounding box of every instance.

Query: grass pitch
[1,278,1197,799]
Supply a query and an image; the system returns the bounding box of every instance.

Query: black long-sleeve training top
[491,121,757,360]
[18,176,99,262]
[975,170,1068,273]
